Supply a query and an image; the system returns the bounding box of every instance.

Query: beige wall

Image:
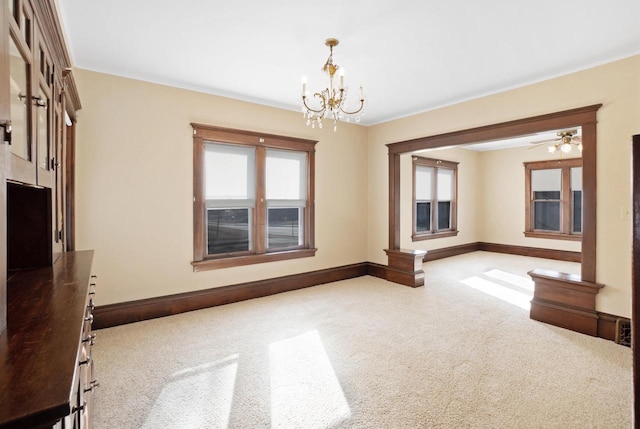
[74,70,369,305]
[368,54,640,317]
[75,54,640,318]
[477,147,581,252]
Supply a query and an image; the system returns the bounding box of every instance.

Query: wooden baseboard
[478,242,581,263]
[94,262,369,329]
[423,243,480,262]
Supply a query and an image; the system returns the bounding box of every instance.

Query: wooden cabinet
[0,251,95,429]
[0,1,81,332]
[0,1,87,427]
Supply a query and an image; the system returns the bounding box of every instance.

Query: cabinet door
[6,0,36,185]
[33,21,53,189]
[0,0,9,334]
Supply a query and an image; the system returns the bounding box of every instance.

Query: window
[192,124,317,270]
[412,156,458,240]
[524,158,582,241]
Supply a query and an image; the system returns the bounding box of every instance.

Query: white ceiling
[56,1,640,126]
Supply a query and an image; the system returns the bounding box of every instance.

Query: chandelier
[301,38,365,131]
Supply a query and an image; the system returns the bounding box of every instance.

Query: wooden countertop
[0,250,94,428]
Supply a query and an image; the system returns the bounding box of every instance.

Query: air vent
[615,319,631,347]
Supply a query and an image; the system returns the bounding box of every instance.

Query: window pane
[207,208,251,255]
[205,143,255,201]
[416,201,431,232]
[573,191,582,233]
[268,207,301,249]
[266,149,307,201]
[534,201,560,231]
[9,36,30,161]
[415,165,433,200]
[533,191,560,200]
[437,201,451,230]
[437,169,453,200]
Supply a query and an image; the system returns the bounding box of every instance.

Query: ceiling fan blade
[529,138,558,145]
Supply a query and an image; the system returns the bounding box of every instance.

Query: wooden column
[631,134,640,426]
[385,248,426,287]
[528,268,604,336]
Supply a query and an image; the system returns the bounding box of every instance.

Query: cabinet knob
[84,314,93,324]
[79,355,91,366]
[82,333,96,346]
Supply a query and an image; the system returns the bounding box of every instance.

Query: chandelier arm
[302,94,327,115]
[338,99,365,116]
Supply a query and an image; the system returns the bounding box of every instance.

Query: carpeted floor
[92,252,632,428]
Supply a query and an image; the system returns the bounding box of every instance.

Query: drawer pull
[87,299,95,311]
[72,401,87,413]
[82,333,96,346]
[84,314,93,324]
[79,356,91,366]
[84,379,100,393]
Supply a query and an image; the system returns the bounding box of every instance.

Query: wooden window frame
[191,124,317,271]
[412,156,459,241]
[524,158,582,241]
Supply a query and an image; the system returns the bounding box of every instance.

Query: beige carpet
[92,252,632,428]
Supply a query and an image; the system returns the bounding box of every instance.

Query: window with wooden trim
[412,156,459,240]
[524,158,582,241]
[192,124,317,271]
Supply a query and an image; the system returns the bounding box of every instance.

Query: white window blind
[437,168,453,200]
[266,149,307,207]
[532,169,561,192]
[205,142,256,208]
[415,165,433,200]
[571,167,582,191]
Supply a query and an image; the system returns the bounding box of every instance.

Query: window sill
[524,231,581,241]
[192,248,317,271]
[412,230,459,241]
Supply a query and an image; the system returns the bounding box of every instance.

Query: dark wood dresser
[0,250,96,429]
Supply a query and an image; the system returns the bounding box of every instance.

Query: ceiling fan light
[578,142,583,152]
[561,143,572,153]
[548,145,557,153]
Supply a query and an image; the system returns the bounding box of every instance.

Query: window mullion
[255,146,266,253]
[431,167,438,233]
[561,166,572,235]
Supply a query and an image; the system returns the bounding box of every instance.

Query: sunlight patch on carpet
[141,354,239,429]
[460,276,532,310]
[484,269,534,291]
[269,330,351,428]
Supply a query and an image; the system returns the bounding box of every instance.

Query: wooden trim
[366,262,388,280]
[386,105,602,155]
[412,156,459,238]
[523,231,581,241]
[384,248,426,287]
[192,124,317,267]
[477,242,581,262]
[423,243,481,262]
[389,153,400,249]
[192,248,317,271]
[94,262,368,329]
[632,134,640,425]
[523,157,583,240]
[528,268,604,336]
[412,230,459,241]
[386,105,600,284]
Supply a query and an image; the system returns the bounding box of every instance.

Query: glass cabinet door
[9,36,29,161]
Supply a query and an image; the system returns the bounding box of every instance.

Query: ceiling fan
[530,129,582,154]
